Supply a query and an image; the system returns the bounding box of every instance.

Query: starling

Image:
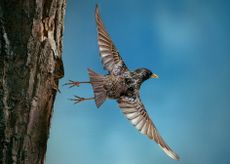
[65,5,179,160]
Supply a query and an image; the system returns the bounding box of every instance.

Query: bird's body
[88,68,154,107]
[104,74,128,99]
[66,5,179,160]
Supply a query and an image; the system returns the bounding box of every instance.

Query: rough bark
[0,0,66,163]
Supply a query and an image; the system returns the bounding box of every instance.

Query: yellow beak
[151,73,159,79]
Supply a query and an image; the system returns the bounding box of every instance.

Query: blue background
[46,0,230,164]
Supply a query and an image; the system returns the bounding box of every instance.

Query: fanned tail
[88,68,106,108]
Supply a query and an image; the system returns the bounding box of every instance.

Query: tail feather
[88,68,106,108]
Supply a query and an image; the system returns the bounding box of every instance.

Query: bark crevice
[0,0,66,163]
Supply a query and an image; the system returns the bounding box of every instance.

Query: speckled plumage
[102,68,153,99]
[74,5,179,160]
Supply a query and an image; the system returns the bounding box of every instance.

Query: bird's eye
[128,87,134,91]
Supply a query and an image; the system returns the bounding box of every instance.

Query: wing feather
[118,95,179,160]
[95,5,128,75]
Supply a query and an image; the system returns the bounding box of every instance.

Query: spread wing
[118,95,179,160]
[95,5,128,75]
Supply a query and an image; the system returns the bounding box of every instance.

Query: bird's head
[134,68,159,82]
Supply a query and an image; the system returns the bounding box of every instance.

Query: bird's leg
[64,80,91,88]
[70,95,95,104]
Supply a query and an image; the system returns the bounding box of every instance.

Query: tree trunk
[0,0,66,163]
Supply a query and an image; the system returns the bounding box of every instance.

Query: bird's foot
[70,95,94,104]
[64,80,81,88]
[63,80,90,88]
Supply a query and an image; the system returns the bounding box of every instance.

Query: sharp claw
[69,85,74,88]
[69,95,86,104]
[63,80,72,86]
[63,80,80,87]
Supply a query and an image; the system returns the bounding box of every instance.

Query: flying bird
[65,5,179,160]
